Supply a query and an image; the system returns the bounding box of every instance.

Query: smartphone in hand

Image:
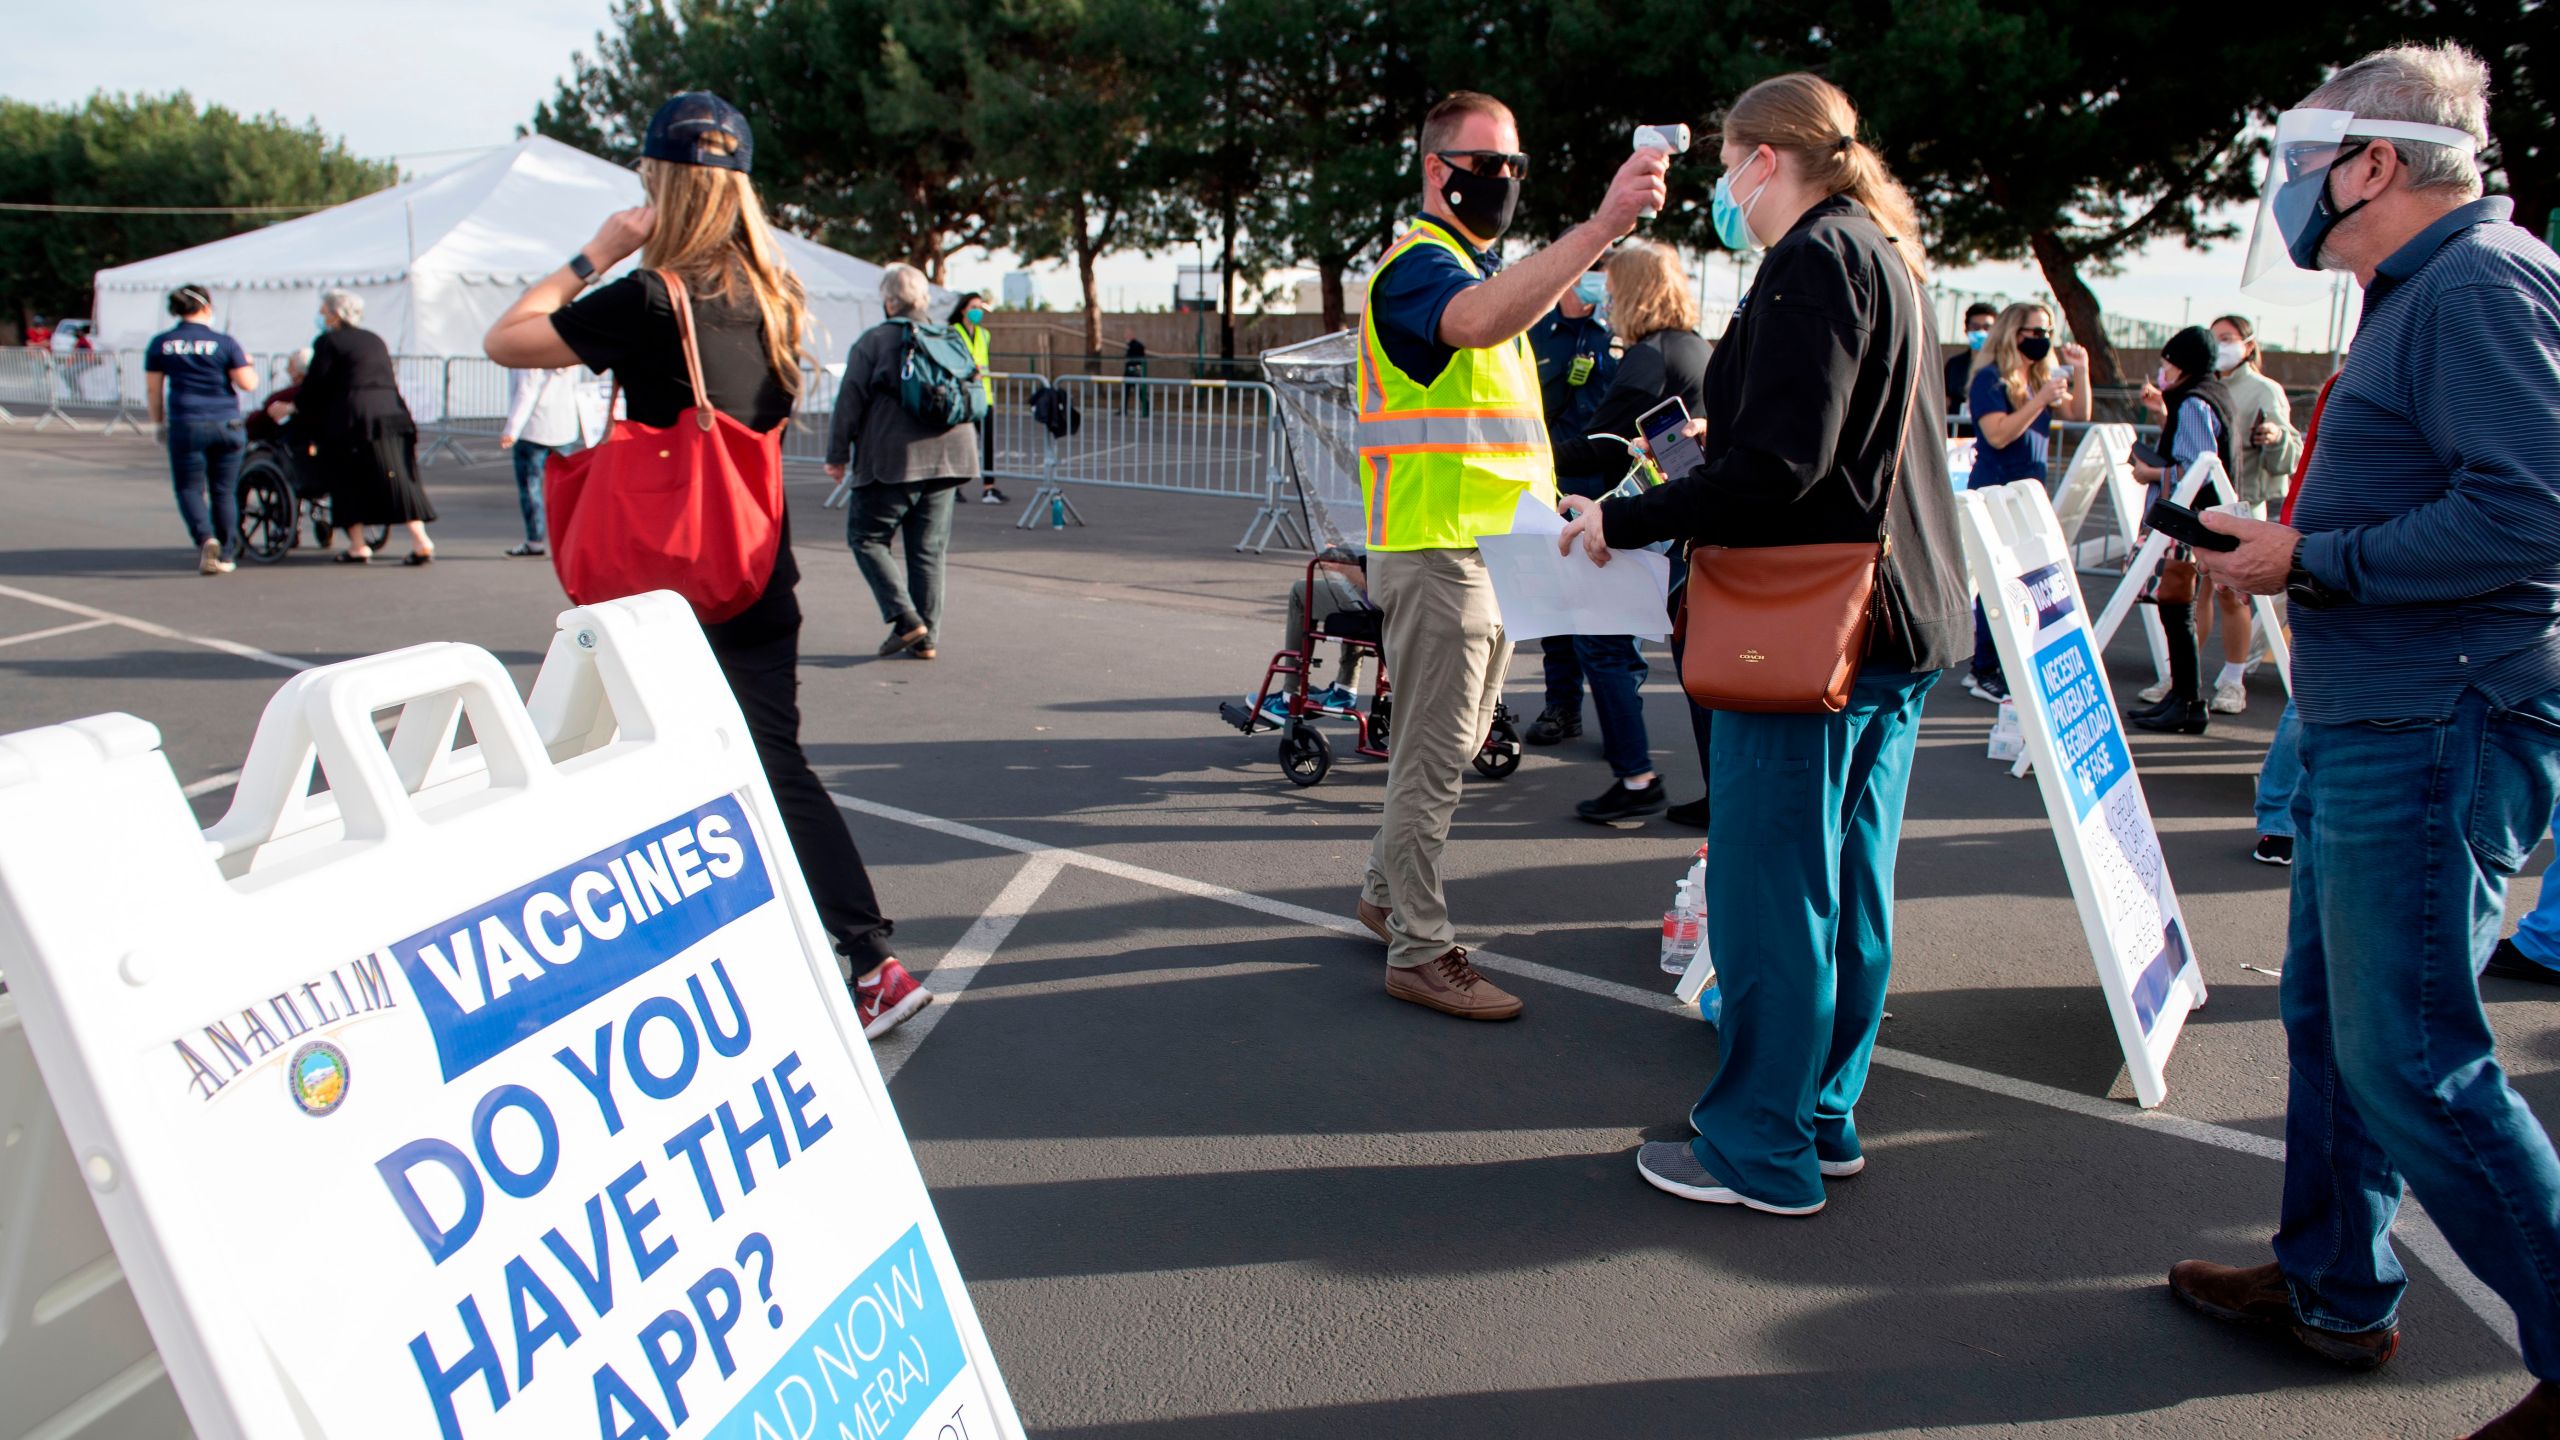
[2144,496,2240,552]
[1638,396,1705,480]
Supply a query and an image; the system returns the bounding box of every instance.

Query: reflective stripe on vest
[1355,224,1556,551]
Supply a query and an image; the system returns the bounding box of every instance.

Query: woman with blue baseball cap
[484,92,931,1042]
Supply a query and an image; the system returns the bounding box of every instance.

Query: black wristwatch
[2285,539,2347,610]
[566,251,598,285]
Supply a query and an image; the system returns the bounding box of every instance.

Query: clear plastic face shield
[2241,107,2481,302]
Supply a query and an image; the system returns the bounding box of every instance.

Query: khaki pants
[1361,547,1508,966]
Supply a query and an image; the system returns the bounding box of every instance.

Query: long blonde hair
[638,145,810,398]
[1716,73,1928,283]
[1604,241,1699,342]
[1973,303,2053,408]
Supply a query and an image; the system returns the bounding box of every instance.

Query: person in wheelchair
[1258,549,1378,724]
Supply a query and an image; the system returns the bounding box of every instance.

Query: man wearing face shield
[1350,90,1667,1020]
[2169,44,2560,1435]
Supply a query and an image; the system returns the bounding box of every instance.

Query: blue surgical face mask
[1967,330,1988,351]
[965,307,985,325]
[1711,149,1770,252]
[1573,273,1606,307]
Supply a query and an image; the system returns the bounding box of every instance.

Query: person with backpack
[825,263,985,660]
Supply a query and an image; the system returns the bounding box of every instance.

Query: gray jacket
[824,319,981,487]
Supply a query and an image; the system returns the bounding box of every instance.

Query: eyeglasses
[1435,150,1531,180]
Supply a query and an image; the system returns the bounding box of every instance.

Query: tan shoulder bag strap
[657,269,720,432]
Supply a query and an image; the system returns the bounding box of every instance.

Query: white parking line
[0,577,2513,1350]
[0,617,111,650]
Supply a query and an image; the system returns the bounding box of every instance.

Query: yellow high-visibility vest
[1357,222,1556,552]
[959,321,993,401]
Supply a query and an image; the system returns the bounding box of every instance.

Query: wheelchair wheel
[235,459,297,564]
[1279,722,1333,788]
[1473,716,1523,780]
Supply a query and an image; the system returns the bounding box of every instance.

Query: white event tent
[92,136,898,366]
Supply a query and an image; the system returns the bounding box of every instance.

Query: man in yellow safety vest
[1352,90,1666,1020]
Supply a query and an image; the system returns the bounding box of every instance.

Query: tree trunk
[1319,258,1346,332]
[1075,193,1102,357]
[2027,230,2124,386]
[1218,202,1238,361]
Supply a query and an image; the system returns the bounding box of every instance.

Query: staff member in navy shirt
[2174,45,2560,1436]
[1961,301,2090,700]
[143,284,258,576]
[1523,261,1617,748]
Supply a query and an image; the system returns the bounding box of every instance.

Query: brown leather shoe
[2168,1260,2399,1370]
[1385,947,1522,1020]
[1355,899,1392,944]
[2469,1381,2560,1438]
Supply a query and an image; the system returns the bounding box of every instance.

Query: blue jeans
[1690,669,1938,1210]
[1540,635,1584,716]
[2255,700,2303,838]
[2512,799,2560,969]
[2275,688,2560,1376]
[167,418,245,549]
[510,439,560,544]
[1575,635,1652,779]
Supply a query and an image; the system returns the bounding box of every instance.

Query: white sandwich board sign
[2085,455,2293,697]
[1957,480,2209,1108]
[0,592,1023,1440]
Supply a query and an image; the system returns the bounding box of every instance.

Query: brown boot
[2167,1260,2399,1370]
[1386,947,1522,1020]
[1355,899,1392,945]
[2469,1381,2560,1438]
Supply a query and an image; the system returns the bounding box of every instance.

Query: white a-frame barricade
[0,592,1024,1440]
[2084,454,2294,697]
[2047,424,2176,688]
[1956,482,2209,1108]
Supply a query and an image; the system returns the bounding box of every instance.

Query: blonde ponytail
[1718,74,1929,283]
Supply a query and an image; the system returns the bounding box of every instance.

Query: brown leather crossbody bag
[1678,254,1924,714]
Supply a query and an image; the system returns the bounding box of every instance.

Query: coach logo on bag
[1739,648,1767,664]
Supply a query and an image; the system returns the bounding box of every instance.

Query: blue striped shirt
[2292,198,2560,723]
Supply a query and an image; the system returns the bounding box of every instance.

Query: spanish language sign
[1957,483,2207,1107]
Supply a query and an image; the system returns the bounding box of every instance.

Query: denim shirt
[2291,198,2560,723]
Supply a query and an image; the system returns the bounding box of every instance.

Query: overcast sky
[5,0,2336,348]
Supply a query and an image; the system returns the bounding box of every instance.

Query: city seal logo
[287,1039,350,1117]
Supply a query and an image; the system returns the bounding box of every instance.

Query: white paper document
[1476,494,1672,642]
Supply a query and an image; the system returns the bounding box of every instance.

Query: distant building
[1001,271,1038,310]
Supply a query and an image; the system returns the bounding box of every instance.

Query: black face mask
[2017,336,2052,362]
[1439,163,1519,244]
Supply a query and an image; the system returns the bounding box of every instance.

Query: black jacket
[1549,327,1710,491]
[299,325,412,441]
[1599,196,1970,673]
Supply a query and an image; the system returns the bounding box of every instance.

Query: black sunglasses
[1434,149,1531,180]
[2019,326,2052,339]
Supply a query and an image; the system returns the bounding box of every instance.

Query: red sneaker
[853,959,932,1039]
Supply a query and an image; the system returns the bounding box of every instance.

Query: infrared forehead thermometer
[1633,124,1691,220]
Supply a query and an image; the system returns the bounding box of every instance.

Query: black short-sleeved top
[548,268,802,643]
[549,270,795,432]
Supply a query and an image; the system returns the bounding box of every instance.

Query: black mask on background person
[2017,336,2052,362]
[1439,164,1519,244]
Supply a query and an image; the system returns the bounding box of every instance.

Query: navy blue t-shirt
[1967,363,2049,485]
[144,321,248,424]
[1370,216,1501,387]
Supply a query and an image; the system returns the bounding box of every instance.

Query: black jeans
[710,621,898,970]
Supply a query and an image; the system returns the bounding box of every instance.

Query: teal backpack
[890,318,988,430]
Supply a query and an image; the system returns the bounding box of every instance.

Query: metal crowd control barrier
[1026,375,1309,550]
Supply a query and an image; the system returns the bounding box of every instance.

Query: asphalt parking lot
[3,426,2554,1436]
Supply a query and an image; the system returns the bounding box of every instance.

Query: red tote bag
[544,270,785,624]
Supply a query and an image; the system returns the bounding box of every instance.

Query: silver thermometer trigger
[1632,124,1691,222]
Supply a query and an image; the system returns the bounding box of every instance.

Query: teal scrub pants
[1689,668,1939,1210]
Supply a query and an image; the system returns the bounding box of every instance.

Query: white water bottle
[1660,878,1701,974]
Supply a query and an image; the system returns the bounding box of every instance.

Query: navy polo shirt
[144,320,248,424]
[1369,215,1501,388]
[1530,306,1615,431]
[1967,364,2050,485]
[2291,197,2560,723]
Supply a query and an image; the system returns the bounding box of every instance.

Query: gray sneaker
[1635,1140,1825,1214]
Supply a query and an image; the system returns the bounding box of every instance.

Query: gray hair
[2303,42,2491,199]
[287,347,313,378]
[319,287,365,326]
[879,263,929,318]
